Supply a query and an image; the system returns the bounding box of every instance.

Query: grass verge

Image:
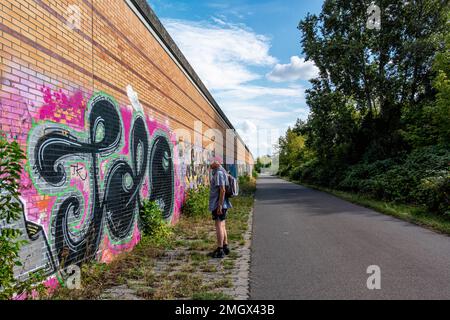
[49,179,256,300]
[287,178,450,236]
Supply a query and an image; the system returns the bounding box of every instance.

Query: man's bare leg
[215,220,224,248]
[222,221,228,247]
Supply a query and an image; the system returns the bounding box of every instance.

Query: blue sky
[148,0,324,157]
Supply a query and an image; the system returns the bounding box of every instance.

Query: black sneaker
[212,248,225,259]
[223,245,230,256]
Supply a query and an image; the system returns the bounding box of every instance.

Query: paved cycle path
[250,176,450,300]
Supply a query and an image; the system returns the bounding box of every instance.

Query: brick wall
[0,0,253,281]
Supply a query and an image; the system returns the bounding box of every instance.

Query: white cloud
[216,84,304,100]
[163,18,277,90]
[267,56,319,83]
[162,18,311,157]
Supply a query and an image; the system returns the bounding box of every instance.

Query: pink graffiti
[3,78,191,291]
[20,170,54,231]
[38,87,86,129]
[0,89,33,145]
[120,106,133,156]
[101,224,142,264]
[146,117,171,138]
[141,180,150,199]
[171,142,185,223]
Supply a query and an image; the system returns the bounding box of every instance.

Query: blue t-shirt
[209,167,233,212]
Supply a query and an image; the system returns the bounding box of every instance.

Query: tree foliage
[0,135,26,299]
[278,0,449,215]
[255,156,273,174]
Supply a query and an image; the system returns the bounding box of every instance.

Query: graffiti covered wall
[0,0,253,281]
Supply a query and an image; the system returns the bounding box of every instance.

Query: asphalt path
[250,176,450,300]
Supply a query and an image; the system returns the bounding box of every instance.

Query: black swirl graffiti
[35,97,122,187]
[104,116,148,240]
[149,135,174,220]
[33,94,173,267]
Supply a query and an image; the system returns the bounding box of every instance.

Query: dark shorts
[212,208,228,221]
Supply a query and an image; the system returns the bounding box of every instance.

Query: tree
[299,0,449,159]
[254,158,263,174]
[278,128,310,174]
[432,9,450,144]
[278,0,449,213]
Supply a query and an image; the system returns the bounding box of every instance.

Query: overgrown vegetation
[182,186,210,218]
[239,175,257,196]
[278,1,449,218]
[140,200,173,246]
[0,135,44,300]
[50,177,256,300]
[50,237,162,300]
[52,200,174,298]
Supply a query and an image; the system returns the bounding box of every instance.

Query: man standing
[209,157,232,259]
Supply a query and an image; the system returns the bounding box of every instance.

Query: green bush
[238,174,250,184]
[239,175,257,196]
[139,201,172,245]
[338,145,450,214]
[294,159,337,187]
[416,172,449,215]
[285,143,449,215]
[289,166,302,181]
[182,186,210,217]
[0,135,45,299]
[278,166,291,177]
